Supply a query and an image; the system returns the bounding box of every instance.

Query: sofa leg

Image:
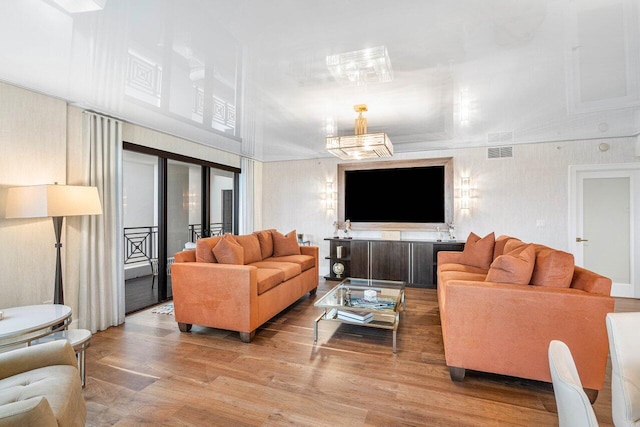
[239,331,255,343]
[584,388,598,404]
[178,322,192,332]
[309,287,317,295]
[449,366,466,382]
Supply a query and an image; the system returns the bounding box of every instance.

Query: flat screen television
[338,157,453,230]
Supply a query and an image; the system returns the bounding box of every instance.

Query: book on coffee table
[337,309,373,323]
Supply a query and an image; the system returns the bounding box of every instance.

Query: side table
[32,329,92,387]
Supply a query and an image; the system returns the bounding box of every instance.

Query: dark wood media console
[324,237,465,288]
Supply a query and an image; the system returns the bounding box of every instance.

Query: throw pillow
[530,246,575,288]
[460,232,495,269]
[485,244,536,285]
[493,235,520,259]
[254,229,276,259]
[212,234,244,265]
[272,229,301,257]
[234,234,262,264]
[195,236,222,263]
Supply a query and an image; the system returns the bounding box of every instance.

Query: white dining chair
[606,312,640,427]
[548,340,599,427]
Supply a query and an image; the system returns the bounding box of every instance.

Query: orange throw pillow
[272,230,301,257]
[530,246,575,288]
[460,232,495,269]
[212,234,244,265]
[486,245,535,285]
[254,229,276,259]
[235,234,262,264]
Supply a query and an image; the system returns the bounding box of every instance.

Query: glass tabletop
[315,277,405,313]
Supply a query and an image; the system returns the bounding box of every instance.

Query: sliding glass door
[123,143,240,313]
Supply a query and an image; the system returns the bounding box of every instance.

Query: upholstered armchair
[0,340,86,426]
[606,312,640,427]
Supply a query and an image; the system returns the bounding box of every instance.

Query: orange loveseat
[437,232,614,402]
[171,229,319,342]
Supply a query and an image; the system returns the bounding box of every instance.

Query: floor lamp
[5,184,102,305]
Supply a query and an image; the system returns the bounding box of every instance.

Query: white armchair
[606,312,640,427]
[0,340,86,426]
[548,340,599,427]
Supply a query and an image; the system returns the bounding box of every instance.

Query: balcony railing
[124,223,226,264]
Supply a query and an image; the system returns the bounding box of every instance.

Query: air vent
[487,131,513,143]
[487,146,514,159]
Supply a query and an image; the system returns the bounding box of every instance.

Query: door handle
[576,237,589,242]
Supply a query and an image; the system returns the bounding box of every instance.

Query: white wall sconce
[461,177,471,210]
[325,180,336,211]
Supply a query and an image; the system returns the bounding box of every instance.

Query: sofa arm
[0,340,77,381]
[443,279,615,390]
[300,245,318,263]
[171,262,259,332]
[438,251,464,265]
[0,396,57,427]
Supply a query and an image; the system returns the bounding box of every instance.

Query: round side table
[32,329,92,387]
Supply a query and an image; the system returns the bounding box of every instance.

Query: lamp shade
[6,184,102,218]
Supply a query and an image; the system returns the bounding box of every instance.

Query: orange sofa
[171,229,318,342]
[437,233,614,402]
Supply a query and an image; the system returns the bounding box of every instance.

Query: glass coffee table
[313,277,405,353]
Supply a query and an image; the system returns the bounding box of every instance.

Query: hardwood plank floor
[84,279,639,426]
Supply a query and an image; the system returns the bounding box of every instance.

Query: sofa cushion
[234,234,262,264]
[460,232,495,269]
[486,244,535,285]
[439,270,488,284]
[255,268,286,295]
[195,236,222,263]
[272,230,301,257]
[266,254,315,272]
[249,261,302,280]
[212,234,244,265]
[530,245,575,288]
[254,229,276,259]
[438,263,489,275]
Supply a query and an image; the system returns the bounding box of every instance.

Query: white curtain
[240,157,260,233]
[79,112,124,332]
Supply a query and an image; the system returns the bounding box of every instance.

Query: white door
[570,164,640,298]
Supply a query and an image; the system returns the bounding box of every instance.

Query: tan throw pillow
[272,229,301,257]
[460,232,495,269]
[212,234,244,265]
[234,234,262,264]
[486,245,536,285]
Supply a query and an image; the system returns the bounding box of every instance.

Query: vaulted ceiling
[1,0,638,161]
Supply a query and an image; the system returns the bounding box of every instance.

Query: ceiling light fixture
[326,46,393,85]
[325,104,393,160]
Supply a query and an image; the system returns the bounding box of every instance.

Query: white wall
[0,82,67,308]
[262,138,638,276]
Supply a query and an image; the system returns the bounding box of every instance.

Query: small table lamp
[5,183,102,305]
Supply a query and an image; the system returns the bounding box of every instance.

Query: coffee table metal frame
[313,277,406,353]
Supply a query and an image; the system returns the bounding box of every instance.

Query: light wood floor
[84,280,639,426]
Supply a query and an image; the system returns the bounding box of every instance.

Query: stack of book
[337,309,373,323]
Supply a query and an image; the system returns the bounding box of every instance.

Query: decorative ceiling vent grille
[487,131,513,143]
[487,146,514,159]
